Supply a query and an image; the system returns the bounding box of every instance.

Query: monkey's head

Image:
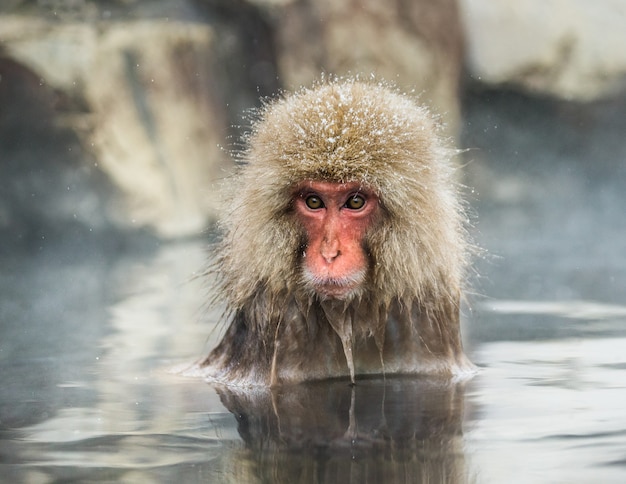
[217,79,466,309]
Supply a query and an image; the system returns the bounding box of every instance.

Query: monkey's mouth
[302,269,366,299]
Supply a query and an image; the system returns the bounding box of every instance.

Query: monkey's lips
[302,269,366,299]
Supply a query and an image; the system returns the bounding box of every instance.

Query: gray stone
[255,0,464,137]
[460,0,626,100]
[0,15,230,239]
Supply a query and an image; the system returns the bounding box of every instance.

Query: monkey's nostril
[321,248,340,263]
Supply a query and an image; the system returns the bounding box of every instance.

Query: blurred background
[1,0,624,247]
[1,1,626,483]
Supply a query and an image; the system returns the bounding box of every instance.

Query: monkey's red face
[294,181,379,299]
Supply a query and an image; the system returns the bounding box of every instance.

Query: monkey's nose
[322,251,340,264]
[320,239,341,264]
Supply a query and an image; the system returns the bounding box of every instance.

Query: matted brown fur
[196,79,474,386]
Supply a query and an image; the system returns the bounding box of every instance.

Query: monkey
[194,78,474,387]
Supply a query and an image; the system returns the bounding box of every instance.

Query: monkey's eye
[345,194,366,210]
[305,195,324,209]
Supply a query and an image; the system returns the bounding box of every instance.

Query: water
[2,92,626,482]
[2,203,625,483]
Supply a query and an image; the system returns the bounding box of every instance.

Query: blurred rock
[1,0,467,245]
[460,0,626,100]
[0,53,115,249]
[85,21,229,237]
[0,13,231,240]
[250,0,464,137]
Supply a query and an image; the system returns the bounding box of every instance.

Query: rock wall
[2,0,625,245]
[256,0,464,136]
[460,0,626,100]
[1,14,231,240]
[0,0,465,243]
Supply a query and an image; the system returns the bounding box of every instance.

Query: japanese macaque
[196,79,474,387]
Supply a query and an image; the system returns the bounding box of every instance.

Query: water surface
[2,92,626,482]
[1,225,625,483]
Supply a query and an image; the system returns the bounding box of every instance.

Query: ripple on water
[465,299,626,484]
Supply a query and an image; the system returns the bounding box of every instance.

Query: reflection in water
[481,299,626,320]
[216,378,470,483]
[0,242,234,482]
[2,237,626,482]
[467,337,626,483]
[0,242,472,483]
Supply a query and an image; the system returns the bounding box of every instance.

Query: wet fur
[197,79,473,386]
